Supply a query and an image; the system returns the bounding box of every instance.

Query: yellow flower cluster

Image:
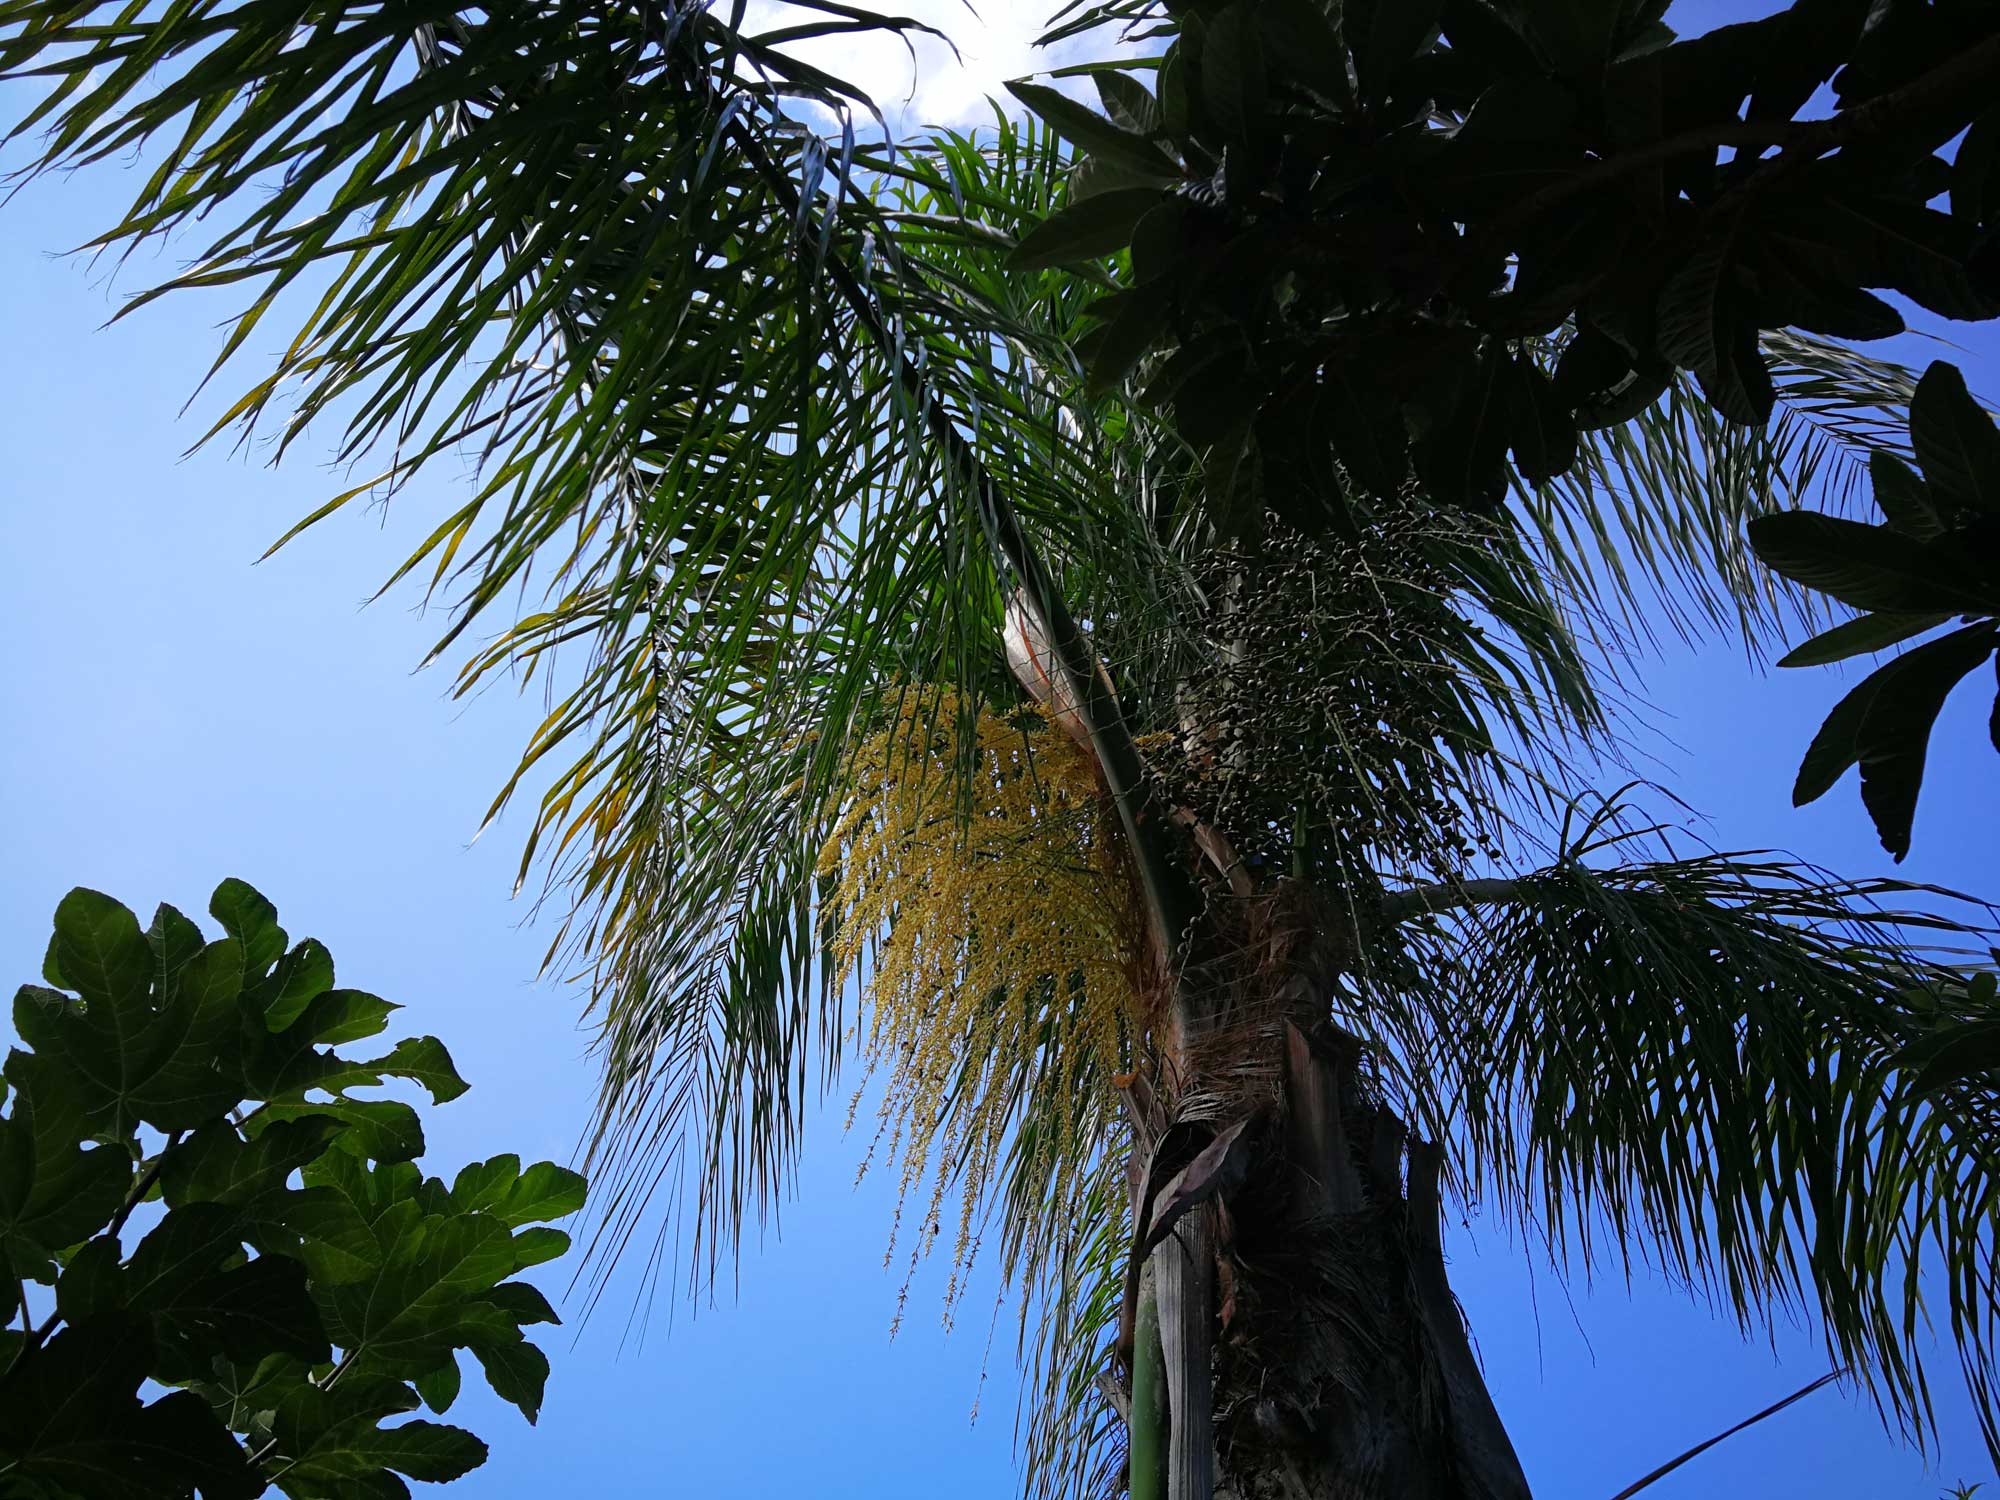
[818,691,1138,1322]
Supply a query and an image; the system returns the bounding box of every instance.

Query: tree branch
[1379,877,1527,923]
[105,1130,182,1244]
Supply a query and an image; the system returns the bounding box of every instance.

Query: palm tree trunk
[1129,1016,1532,1500]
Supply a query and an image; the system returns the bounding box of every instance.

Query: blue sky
[4,3,1998,1495]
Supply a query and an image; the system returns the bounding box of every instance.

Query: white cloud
[746,0,1096,131]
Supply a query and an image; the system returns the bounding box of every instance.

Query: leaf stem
[1379,876,1527,922]
[1605,1369,1847,1500]
[105,1129,183,1244]
[2,1269,33,1378]
[248,1346,363,1473]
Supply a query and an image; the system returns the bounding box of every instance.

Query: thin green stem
[1129,1275,1167,1500]
[2,1269,33,1379]
[105,1130,183,1244]
[250,1347,363,1473]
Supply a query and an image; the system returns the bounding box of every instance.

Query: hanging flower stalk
[818,691,1142,1321]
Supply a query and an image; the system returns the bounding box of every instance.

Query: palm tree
[5,4,1997,1499]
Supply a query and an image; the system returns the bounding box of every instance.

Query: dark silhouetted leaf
[1955,109,2000,226]
[160,1116,342,1209]
[0,1057,132,1258]
[1854,622,1998,859]
[1870,450,1945,538]
[508,1227,572,1273]
[1911,360,2000,515]
[1202,4,1267,144]
[1748,512,1998,613]
[1777,611,1950,668]
[470,1337,551,1424]
[1006,82,1182,179]
[1902,1018,2000,1092]
[262,939,336,1033]
[0,1322,260,1500]
[1793,667,1887,808]
[416,1353,463,1415]
[1657,232,1772,424]
[1095,72,1160,136]
[1414,340,1512,506]
[1258,0,1348,100]
[1012,187,1166,270]
[1351,0,1443,97]
[1506,350,1578,484]
[209,879,287,977]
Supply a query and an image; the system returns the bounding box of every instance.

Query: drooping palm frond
[1524,332,1923,655]
[1379,804,2000,1454]
[1010,1152,1129,1500]
[2,0,1025,1296]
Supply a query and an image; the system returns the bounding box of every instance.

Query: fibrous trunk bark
[1128,1009,1530,1500]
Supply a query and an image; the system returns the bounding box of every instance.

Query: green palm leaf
[1382,809,2000,1453]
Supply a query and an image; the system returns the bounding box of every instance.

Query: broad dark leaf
[469,1337,551,1425]
[1657,231,1772,425]
[1011,187,1167,271]
[6,878,581,1494]
[1910,360,2000,515]
[160,1117,344,1209]
[1505,350,1579,485]
[1086,280,1175,397]
[0,1322,261,1500]
[1413,339,1512,506]
[1095,71,1161,136]
[25,891,247,1135]
[476,1281,561,1328]
[261,939,336,1033]
[1956,109,2000,226]
[415,1354,463,1416]
[1007,82,1182,179]
[255,1099,425,1165]
[0,1053,132,1262]
[1257,0,1348,101]
[271,1381,483,1492]
[1747,512,1998,614]
[507,1227,572,1273]
[1814,194,2000,322]
[1351,0,1444,96]
[1777,611,1950,668]
[279,1036,470,1107]
[1794,666,1889,808]
[448,1158,588,1228]
[1902,1017,2000,1092]
[209,879,287,978]
[1854,622,1999,860]
[1870,450,1945,538]
[314,1212,517,1375]
[55,1236,127,1325]
[1201,3,1268,145]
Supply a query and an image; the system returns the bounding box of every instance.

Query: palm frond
[1520,332,1922,657]
[1380,807,2000,1455]
[4,0,981,1290]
